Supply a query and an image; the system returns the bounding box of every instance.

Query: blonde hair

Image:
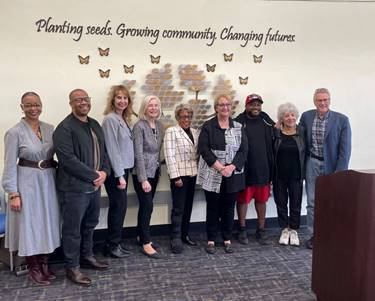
[214,94,232,112]
[103,85,133,123]
[138,95,161,120]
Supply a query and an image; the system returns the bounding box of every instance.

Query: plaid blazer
[164,125,198,179]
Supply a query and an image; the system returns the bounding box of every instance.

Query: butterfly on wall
[78,55,90,64]
[223,53,233,62]
[239,76,249,85]
[150,55,161,64]
[98,47,110,56]
[123,65,134,74]
[99,69,110,78]
[206,64,216,72]
[253,55,263,63]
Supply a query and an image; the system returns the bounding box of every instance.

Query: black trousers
[132,171,159,245]
[273,178,303,230]
[60,189,101,269]
[170,176,197,240]
[104,169,130,247]
[204,180,237,242]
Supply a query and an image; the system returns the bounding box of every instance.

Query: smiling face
[246,100,262,117]
[21,94,42,121]
[69,89,91,118]
[145,98,160,120]
[282,111,297,128]
[113,90,129,114]
[177,109,193,129]
[215,96,232,119]
[314,92,330,117]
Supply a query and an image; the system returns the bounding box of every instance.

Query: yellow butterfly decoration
[253,55,263,63]
[239,76,249,85]
[78,55,89,64]
[150,55,161,64]
[206,64,216,72]
[223,53,233,62]
[98,47,110,56]
[99,69,110,78]
[123,65,135,74]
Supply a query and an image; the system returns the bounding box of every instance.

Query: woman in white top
[164,104,199,254]
[102,85,134,258]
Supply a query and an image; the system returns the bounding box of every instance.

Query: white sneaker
[289,230,300,246]
[279,228,290,245]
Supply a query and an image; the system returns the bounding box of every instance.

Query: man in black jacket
[235,94,275,245]
[53,89,111,286]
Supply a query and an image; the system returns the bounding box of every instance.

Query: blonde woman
[102,85,134,258]
[132,95,164,258]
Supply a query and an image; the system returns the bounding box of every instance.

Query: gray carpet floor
[0,228,316,301]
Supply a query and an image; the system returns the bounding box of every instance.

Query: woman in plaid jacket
[164,104,199,254]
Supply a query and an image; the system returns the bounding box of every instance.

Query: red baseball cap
[245,94,263,105]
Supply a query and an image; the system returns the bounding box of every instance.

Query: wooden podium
[312,170,375,301]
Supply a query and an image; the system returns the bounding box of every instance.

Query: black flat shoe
[306,236,314,250]
[170,239,183,254]
[182,235,197,246]
[119,243,133,255]
[109,245,131,258]
[141,248,163,259]
[224,242,234,254]
[205,244,216,254]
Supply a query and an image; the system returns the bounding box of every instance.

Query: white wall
[1,0,374,226]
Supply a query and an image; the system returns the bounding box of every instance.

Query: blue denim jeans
[305,157,325,234]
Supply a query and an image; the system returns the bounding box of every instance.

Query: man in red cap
[235,94,275,244]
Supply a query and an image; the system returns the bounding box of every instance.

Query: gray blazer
[102,112,134,178]
[133,119,164,182]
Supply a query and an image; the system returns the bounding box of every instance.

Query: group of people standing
[1,86,351,286]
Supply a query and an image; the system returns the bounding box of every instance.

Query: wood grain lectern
[312,169,375,301]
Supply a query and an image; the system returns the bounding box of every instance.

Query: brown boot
[26,256,50,286]
[38,254,56,280]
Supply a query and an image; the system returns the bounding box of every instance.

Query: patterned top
[197,121,244,193]
[311,111,330,158]
[164,125,198,180]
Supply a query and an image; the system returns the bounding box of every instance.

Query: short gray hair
[313,88,330,102]
[277,102,299,122]
[138,95,161,120]
[174,104,193,120]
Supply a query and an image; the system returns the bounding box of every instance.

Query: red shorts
[236,184,271,204]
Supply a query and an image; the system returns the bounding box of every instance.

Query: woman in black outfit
[273,102,305,246]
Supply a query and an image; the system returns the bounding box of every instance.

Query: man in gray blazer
[299,88,351,249]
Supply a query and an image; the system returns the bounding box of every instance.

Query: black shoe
[66,268,92,286]
[108,245,131,258]
[205,243,216,254]
[80,256,109,270]
[306,236,314,250]
[182,235,197,246]
[224,242,234,254]
[171,239,183,254]
[255,228,269,245]
[238,229,249,245]
[119,243,133,255]
[141,248,163,259]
